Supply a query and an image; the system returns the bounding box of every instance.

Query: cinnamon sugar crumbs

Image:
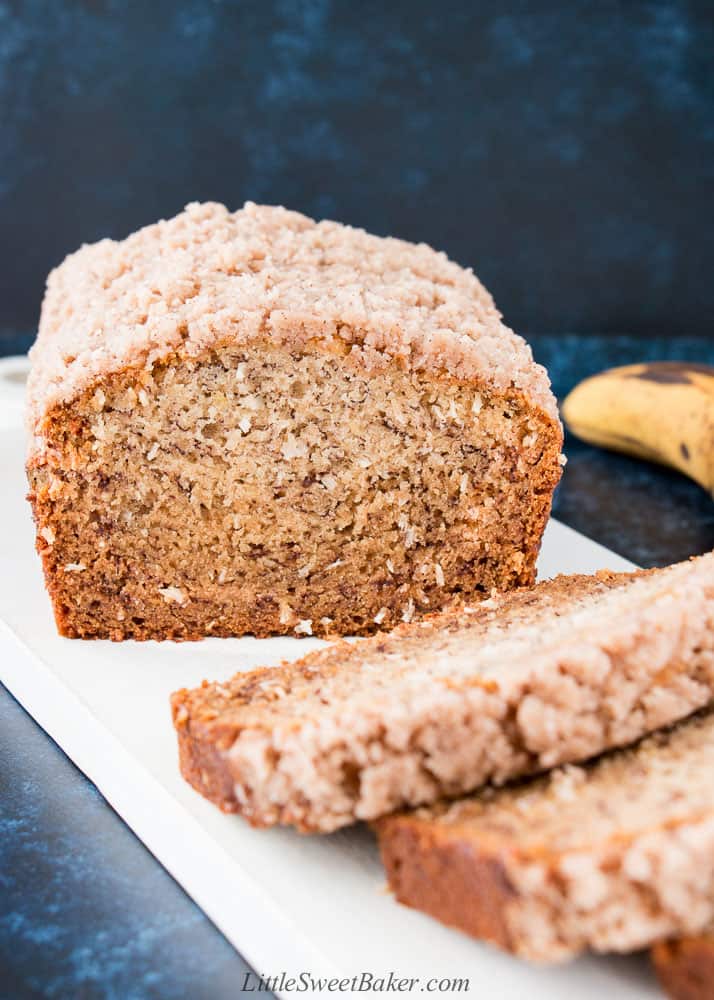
[27,201,558,453]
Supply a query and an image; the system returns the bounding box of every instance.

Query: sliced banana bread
[172,553,714,832]
[26,201,562,640]
[378,706,714,963]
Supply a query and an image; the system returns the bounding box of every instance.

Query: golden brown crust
[175,713,241,814]
[652,937,714,1000]
[377,814,519,950]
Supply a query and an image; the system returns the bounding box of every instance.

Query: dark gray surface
[2,0,714,354]
[0,690,250,1000]
[1,333,714,999]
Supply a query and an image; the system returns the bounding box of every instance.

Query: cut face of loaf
[28,342,560,640]
[377,707,714,964]
[171,553,714,832]
[26,202,562,640]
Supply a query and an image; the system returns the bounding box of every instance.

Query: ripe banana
[561,361,714,496]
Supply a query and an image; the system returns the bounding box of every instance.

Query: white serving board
[0,406,661,999]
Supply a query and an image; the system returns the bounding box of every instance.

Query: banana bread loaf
[27,202,562,640]
[378,705,714,964]
[172,553,714,832]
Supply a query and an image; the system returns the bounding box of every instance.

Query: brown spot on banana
[626,361,714,386]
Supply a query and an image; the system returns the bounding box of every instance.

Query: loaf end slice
[378,706,714,963]
[172,552,714,832]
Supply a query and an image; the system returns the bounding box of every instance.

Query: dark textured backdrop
[2,0,713,355]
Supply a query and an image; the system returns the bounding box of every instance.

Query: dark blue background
[2,0,714,357]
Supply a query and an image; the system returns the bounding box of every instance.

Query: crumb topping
[27,201,557,451]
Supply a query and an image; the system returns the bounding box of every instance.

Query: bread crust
[176,716,241,813]
[652,936,714,1000]
[377,819,518,951]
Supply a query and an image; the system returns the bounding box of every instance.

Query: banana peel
[561,361,714,497]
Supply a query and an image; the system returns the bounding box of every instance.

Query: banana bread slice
[652,936,714,1000]
[171,553,714,833]
[378,705,714,964]
[26,201,562,640]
